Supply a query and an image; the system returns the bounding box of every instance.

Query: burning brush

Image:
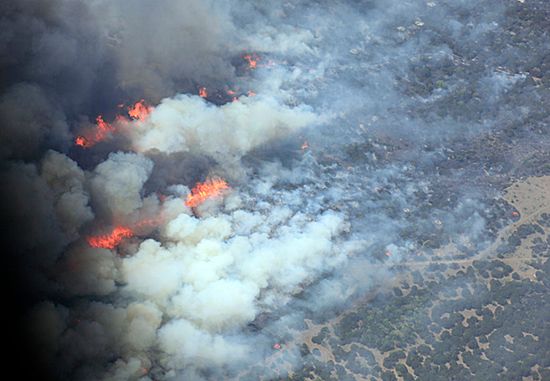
[75,100,153,148]
[85,178,230,250]
[185,177,230,208]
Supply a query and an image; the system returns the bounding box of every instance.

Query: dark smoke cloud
[0,83,69,160]
[2,0,549,380]
[1,0,239,133]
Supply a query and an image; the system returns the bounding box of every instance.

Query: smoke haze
[2,0,549,380]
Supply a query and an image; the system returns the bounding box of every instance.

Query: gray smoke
[2,0,547,380]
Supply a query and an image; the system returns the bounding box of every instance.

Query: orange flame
[301,140,309,150]
[74,115,115,148]
[199,87,208,98]
[185,178,230,208]
[75,136,88,147]
[75,100,152,148]
[225,89,256,102]
[87,226,134,249]
[128,99,153,121]
[134,215,164,229]
[86,212,166,249]
[243,54,259,69]
[226,89,238,102]
[95,115,114,134]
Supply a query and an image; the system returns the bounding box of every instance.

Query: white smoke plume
[130,94,318,162]
[89,152,154,219]
[4,0,540,380]
[20,151,358,380]
[20,52,356,378]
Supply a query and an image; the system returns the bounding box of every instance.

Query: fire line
[185,178,230,208]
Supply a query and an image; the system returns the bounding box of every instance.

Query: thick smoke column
[130,94,318,161]
[2,0,549,380]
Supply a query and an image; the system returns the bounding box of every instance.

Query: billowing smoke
[90,152,154,219]
[3,0,548,380]
[130,94,318,162]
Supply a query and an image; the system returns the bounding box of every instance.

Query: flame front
[128,99,153,121]
[87,226,134,249]
[75,136,88,147]
[86,214,164,249]
[199,87,208,98]
[226,89,238,102]
[185,178,230,208]
[243,54,259,69]
[74,115,115,148]
[75,100,151,148]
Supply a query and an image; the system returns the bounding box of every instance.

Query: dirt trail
[272,176,550,380]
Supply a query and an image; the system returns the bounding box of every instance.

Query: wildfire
[301,140,309,150]
[199,87,208,98]
[243,53,259,69]
[128,99,153,121]
[75,136,88,147]
[96,115,113,131]
[75,100,152,148]
[134,215,164,229]
[242,53,275,70]
[86,213,165,249]
[185,178,230,208]
[74,115,115,148]
[87,226,134,249]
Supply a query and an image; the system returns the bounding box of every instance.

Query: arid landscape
[1,0,549,380]
[256,176,549,381]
